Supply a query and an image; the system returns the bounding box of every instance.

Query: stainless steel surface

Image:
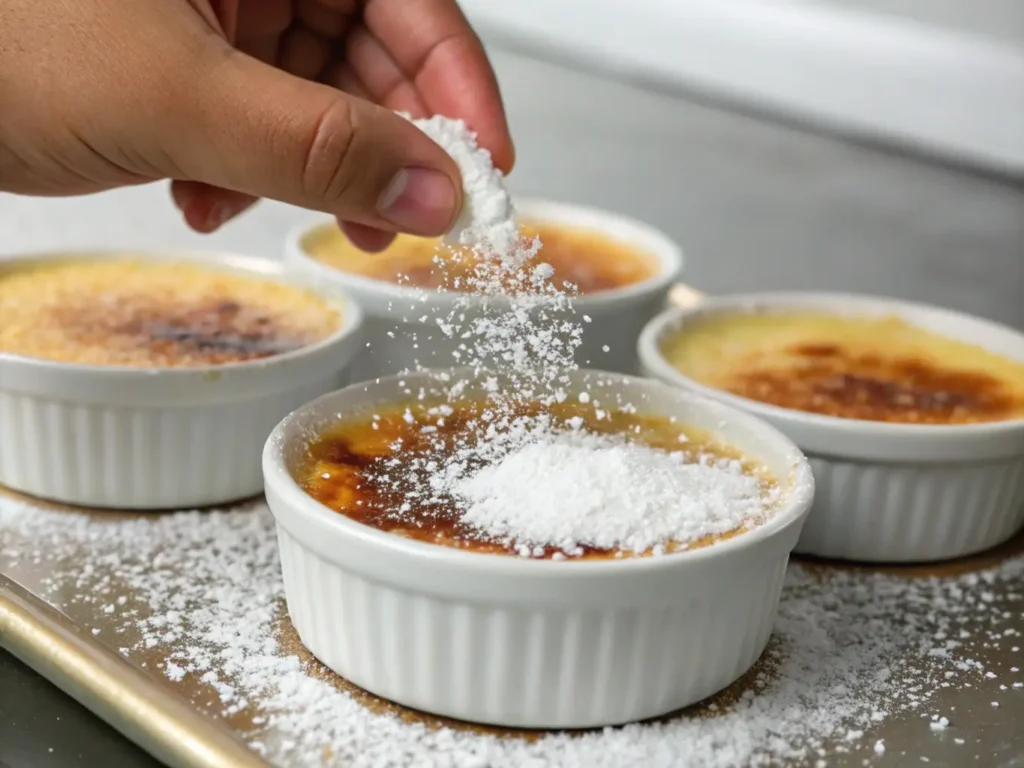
[0,575,269,768]
[0,648,166,768]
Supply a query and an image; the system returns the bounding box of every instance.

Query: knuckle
[301,99,359,206]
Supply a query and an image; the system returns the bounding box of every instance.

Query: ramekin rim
[0,248,364,379]
[262,367,815,575]
[283,198,685,310]
[636,291,1024,440]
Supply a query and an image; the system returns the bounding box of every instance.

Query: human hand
[0,0,513,251]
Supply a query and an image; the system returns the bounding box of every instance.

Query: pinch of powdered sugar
[402,113,580,399]
[405,113,518,255]
[2,496,1022,768]
[449,430,772,554]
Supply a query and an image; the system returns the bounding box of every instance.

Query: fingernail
[377,167,457,235]
[206,202,233,230]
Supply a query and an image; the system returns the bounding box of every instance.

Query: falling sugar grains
[406,113,582,396]
[392,116,779,556]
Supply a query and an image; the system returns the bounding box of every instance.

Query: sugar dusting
[3,496,1021,767]
[388,116,776,553]
[350,389,781,557]
[450,431,773,555]
[406,113,581,395]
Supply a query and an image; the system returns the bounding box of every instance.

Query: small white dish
[263,367,814,729]
[0,250,363,509]
[638,292,1024,562]
[284,199,683,380]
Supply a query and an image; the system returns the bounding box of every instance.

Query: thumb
[167,51,462,236]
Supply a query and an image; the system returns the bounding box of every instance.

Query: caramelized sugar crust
[299,400,778,560]
[0,260,341,367]
[301,220,660,294]
[662,312,1024,425]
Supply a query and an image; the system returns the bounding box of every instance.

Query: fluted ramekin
[638,292,1024,563]
[0,250,363,509]
[284,199,684,380]
[263,368,814,728]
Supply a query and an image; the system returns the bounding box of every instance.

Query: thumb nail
[377,167,458,235]
[207,202,233,230]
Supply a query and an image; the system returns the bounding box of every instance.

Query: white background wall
[817,0,1023,46]
[460,0,1024,176]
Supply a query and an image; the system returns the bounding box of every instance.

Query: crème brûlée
[299,399,782,560]
[0,260,341,367]
[301,220,660,294]
[661,311,1024,425]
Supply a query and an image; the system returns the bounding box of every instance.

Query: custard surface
[301,220,659,294]
[0,260,341,367]
[299,399,780,559]
[661,311,1024,424]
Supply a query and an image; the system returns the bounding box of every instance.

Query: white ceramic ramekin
[638,292,1024,563]
[0,250,363,510]
[263,367,814,728]
[284,199,683,380]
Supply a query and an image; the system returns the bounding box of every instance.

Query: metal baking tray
[3,482,1022,768]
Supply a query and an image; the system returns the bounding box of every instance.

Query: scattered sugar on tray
[450,430,770,554]
[4,495,1023,768]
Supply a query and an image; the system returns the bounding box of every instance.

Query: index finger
[362,0,515,173]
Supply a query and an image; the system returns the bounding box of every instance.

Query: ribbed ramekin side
[275,526,790,729]
[0,377,337,509]
[796,455,1024,561]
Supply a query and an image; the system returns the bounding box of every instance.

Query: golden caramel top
[298,399,778,560]
[0,260,341,367]
[661,311,1024,425]
[301,220,660,295]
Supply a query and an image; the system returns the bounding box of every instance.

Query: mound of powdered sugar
[450,430,771,555]
[2,496,1021,768]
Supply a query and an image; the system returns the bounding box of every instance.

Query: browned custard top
[0,260,341,367]
[299,399,779,560]
[661,312,1024,425]
[301,220,660,295]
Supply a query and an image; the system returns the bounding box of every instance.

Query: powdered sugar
[451,430,771,554]
[407,114,518,256]
[3,495,1021,767]
[395,117,751,555]
[406,113,580,397]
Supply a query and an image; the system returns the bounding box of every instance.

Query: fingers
[340,221,397,252]
[207,0,240,41]
[166,49,462,237]
[363,0,515,172]
[170,181,257,232]
[279,25,333,80]
[343,23,427,117]
[295,0,353,37]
